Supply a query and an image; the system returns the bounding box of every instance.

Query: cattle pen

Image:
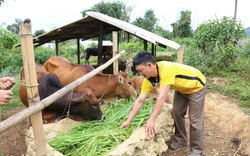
[0,20,126,156]
[1,16,182,155]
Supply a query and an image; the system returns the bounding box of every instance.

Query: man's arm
[120,93,147,129]
[0,77,15,90]
[145,85,170,137]
[0,90,13,106]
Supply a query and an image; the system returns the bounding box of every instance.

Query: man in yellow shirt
[120,51,206,156]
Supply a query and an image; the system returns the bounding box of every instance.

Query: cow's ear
[118,76,124,85]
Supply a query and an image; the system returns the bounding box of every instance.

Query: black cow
[81,47,113,64]
[82,48,98,64]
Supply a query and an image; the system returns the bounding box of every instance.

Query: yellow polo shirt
[141,61,206,94]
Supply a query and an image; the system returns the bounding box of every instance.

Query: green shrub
[34,46,55,64]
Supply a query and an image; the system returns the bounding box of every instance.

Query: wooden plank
[19,19,47,156]
[0,50,125,134]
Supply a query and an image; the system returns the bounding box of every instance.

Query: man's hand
[0,90,13,106]
[120,120,131,129]
[145,118,156,138]
[0,77,15,90]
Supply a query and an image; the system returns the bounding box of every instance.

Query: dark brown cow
[44,56,137,101]
[19,64,104,123]
[131,75,158,100]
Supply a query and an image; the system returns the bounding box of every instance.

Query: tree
[187,16,247,72]
[133,9,158,32]
[0,24,19,49]
[7,18,22,34]
[194,16,246,54]
[0,24,20,71]
[81,1,132,41]
[81,1,126,20]
[154,26,172,39]
[120,4,132,39]
[34,29,46,37]
[171,10,193,38]
[0,0,4,6]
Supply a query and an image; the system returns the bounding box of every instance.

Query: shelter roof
[17,12,180,50]
[80,40,113,48]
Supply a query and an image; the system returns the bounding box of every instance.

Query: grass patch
[49,98,154,156]
[207,73,250,114]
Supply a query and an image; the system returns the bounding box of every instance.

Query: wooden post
[98,22,103,65]
[112,31,118,74]
[19,19,47,156]
[144,40,147,51]
[177,47,184,64]
[55,40,59,56]
[77,38,80,64]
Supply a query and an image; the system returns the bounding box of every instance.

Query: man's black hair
[133,51,156,67]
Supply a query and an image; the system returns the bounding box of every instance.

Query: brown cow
[131,76,175,103]
[131,75,158,100]
[19,64,105,123]
[44,56,137,101]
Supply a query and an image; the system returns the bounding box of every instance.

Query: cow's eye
[92,103,98,108]
[128,81,132,85]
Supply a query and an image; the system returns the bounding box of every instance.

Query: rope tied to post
[99,74,111,101]
[18,80,39,88]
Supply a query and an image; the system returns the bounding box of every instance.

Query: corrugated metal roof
[16,12,180,50]
[86,12,180,50]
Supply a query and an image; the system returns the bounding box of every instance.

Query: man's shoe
[187,151,203,156]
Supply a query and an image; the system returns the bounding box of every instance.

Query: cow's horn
[88,92,92,97]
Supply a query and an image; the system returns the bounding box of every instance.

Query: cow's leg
[85,52,90,65]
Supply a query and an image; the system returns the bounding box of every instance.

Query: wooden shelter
[16,11,182,64]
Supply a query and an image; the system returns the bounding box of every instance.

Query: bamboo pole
[0,50,125,134]
[177,47,184,64]
[19,19,47,156]
[113,31,118,74]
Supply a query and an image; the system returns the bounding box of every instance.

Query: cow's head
[116,71,137,99]
[149,87,158,100]
[71,88,105,121]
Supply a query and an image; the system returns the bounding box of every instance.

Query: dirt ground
[0,91,250,156]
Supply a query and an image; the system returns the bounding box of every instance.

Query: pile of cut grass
[49,99,154,156]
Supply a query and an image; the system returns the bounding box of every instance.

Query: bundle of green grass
[49,99,154,156]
